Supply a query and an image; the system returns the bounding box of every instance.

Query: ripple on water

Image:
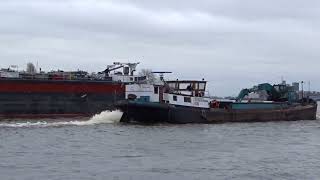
[0,106,319,179]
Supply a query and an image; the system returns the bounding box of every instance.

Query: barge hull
[0,92,124,118]
[0,79,125,118]
[117,101,318,124]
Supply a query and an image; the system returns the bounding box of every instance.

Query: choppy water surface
[0,106,319,180]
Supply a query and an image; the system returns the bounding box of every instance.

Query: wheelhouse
[165,80,207,97]
[162,80,210,108]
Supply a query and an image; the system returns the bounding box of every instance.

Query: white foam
[68,110,123,126]
[0,110,123,128]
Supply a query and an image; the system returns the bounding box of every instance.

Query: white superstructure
[105,62,147,83]
[0,69,19,78]
[163,93,211,108]
[124,79,213,108]
[162,80,211,108]
[125,84,160,102]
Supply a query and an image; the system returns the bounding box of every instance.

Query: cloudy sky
[1,0,319,96]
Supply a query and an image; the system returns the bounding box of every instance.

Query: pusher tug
[116,77,317,124]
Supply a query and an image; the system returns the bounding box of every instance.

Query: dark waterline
[0,105,319,180]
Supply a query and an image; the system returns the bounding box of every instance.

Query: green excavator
[236,83,294,102]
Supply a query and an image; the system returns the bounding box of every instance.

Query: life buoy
[128,94,137,100]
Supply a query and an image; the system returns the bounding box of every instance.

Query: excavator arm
[236,88,252,102]
[236,83,282,102]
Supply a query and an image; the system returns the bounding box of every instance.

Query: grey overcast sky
[0,0,319,96]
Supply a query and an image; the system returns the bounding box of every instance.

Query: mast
[301,81,304,99]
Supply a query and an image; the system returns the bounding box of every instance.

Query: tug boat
[116,80,318,124]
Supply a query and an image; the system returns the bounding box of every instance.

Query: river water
[0,105,319,180]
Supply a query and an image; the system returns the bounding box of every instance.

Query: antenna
[36,61,39,73]
[301,81,304,99]
[308,81,311,100]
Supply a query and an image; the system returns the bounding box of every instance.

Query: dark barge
[117,100,317,124]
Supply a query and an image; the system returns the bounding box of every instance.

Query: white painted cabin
[125,84,160,102]
[0,69,19,78]
[111,74,147,83]
[125,80,212,109]
[163,93,211,108]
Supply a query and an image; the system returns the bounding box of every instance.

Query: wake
[0,110,123,128]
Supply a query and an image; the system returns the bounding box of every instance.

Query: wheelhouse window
[173,95,177,101]
[198,83,206,90]
[154,87,159,94]
[184,97,191,103]
[168,82,176,89]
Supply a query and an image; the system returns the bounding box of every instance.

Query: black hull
[0,92,124,118]
[116,101,318,124]
[0,78,126,119]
